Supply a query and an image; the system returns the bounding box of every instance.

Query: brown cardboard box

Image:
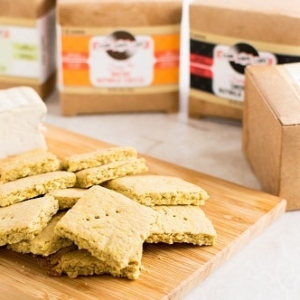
[243,63,300,211]
[189,0,300,120]
[0,0,56,99]
[56,0,182,116]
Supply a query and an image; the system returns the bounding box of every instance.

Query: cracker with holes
[0,195,59,246]
[104,175,209,206]
[8,211,73,256]
[49,188,87,210]
[75,158,148,188]
[42,246,143,280]
[61,146,138,172]
[0,171,76,207]
[0,148,61,184]
[55,185,156,271]
[147,206,216,245]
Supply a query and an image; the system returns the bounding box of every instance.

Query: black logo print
[229,43,259,74]
[105,31,137,60]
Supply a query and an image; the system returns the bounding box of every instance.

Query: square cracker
[0,171,76,207]
[55,185,156,270]
[41,246,143,280]
[35,245,77,276]
[61,146,138,172]
[104,175,209,206]
[49,188,87,210]
[75,158,148,188]
[8,211,73,256]
[0,195,59,246]
[0,148,61,184]
[147,206,217,245]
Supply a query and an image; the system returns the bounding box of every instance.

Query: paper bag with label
[189,0,300,120]
[0,0,56,99]
[56,0,182,116]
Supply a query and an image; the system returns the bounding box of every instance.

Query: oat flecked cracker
[104,175,209,206]
[49,188,87,210]
[8,211,73,256]
[0,195,59,246]
[147,206,216,245]
[61,146,138,172]
[45,246,143,280]
[75,158,148,188]
[0,148,61,184]
[55,185,156,271]
[0,171,76,207]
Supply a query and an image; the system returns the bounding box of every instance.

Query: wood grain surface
[0,125,286,300]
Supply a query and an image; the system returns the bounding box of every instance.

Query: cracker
[55,185,156,271]
[8,212,73,256]
[0,195,59,246]
[35,245,77,276]
[35,245,142,280]
[49,188,87,210]
[0,148,61,184]
[0,171,76,207]
[61,146,138,172]
[104,175,209,206]
[147,206,216,245]
[53,247,142,279]
[75,158,148,188]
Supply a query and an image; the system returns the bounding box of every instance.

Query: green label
[12,43,38,61]
[0,39,12,74]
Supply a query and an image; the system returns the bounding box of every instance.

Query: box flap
[191,0,300,17]
[0,0,55,18]
[246,64,300,126]
[57,0,182,26]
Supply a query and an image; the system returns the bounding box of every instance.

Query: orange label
[58,27,180,90]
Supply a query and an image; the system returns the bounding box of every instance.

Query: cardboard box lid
[191,0,300,16]
[190,0,300,45]
[57,0,182,27]
[0,0,55,18]
[246,63,300,126]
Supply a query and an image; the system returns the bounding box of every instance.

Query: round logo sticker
[105,31,137,60]
[228,43,259,74]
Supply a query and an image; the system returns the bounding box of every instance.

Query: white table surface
[45,1,300,299]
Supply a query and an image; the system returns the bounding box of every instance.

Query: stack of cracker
[0,148,76,253]
[46,146,149,210]
[61,146,149,188]
[31,146,153,279]
[3,146,216,281]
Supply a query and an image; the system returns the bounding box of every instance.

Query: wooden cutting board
[0,125,286,300]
